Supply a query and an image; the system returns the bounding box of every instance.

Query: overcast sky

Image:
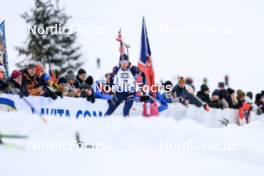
[1,0,264,93]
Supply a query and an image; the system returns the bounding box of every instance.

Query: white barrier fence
[0,94,248,127]
[0,94,107,118]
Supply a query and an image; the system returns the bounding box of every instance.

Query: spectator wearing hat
[57,77,69,96]
[197,84,210,103]
[64,70,80,97]
[5,70,29,97]
[155,80,177,112]
[172,77,203,107]
[209,90,224,109]
[34,63,59,99]
[246,91,253,101]
[56,75,79,98]
[35,64,51,86]
[212,82,233,108]
[255,92,264,115]
[22,64,44,96]
[196,84,218,110]
[233,90,253,125]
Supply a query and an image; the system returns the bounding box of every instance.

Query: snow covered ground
[1,111,264,176]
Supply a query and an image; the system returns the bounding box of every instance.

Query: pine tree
[16,0,82,76]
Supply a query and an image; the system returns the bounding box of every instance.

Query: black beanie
[218,82,225,88]
[201,84,209,92]
[78,68,86,75]
[255,93,262,102]
[163,80,173,91]
[27,64,36,69]
[58,77,67,84]
[247,91,253,100]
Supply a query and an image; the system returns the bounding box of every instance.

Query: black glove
[0,81,8,90]
[179,97,184,103]
[19,92,24,98]
[50,92,58,100]
[55,91,63,98]
[87,95,95,103]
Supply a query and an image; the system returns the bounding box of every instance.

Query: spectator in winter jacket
[0,51,3,65]
[197,84,210,103]
[58,77,70,96]
[5,70,29,97]
[212,82,233,108]
[246,91,253,101]
[72,69,95,102]
[0,65,8,93]
[156,80,177,112]
[172,77,202,107]
[233,90,246,109]
[93,80,113,100]
[255,92,264,115]
[35,64,50,86]
[105,73,112,85]
[104,73,113,93]
[34,63,58,100]
[74,68,87,89]
[232,90,253,125]
[186,77,195,93]
[227,88,237,107]
[57,77,77,98]
[210,90,224,109]
[22,64,44,96]
[65,70,81,97]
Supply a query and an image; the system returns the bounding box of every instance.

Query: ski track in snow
[0,111,264,176]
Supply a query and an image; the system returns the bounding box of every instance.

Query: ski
[0,142,25,150]
[0,134,29,139]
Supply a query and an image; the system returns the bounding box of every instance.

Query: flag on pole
[0,20,9,77]
[138,17,158,116]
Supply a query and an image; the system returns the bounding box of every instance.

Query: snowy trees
[16,0,82,76]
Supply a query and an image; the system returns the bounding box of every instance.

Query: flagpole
[0,20,9,77]
[138,17,158,116]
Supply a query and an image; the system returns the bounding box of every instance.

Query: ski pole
[22,97,48,124]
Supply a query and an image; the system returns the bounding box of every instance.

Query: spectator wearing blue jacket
[93,80,112,100]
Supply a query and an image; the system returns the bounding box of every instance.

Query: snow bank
[1,94,261,128]
[0,111,264,176]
